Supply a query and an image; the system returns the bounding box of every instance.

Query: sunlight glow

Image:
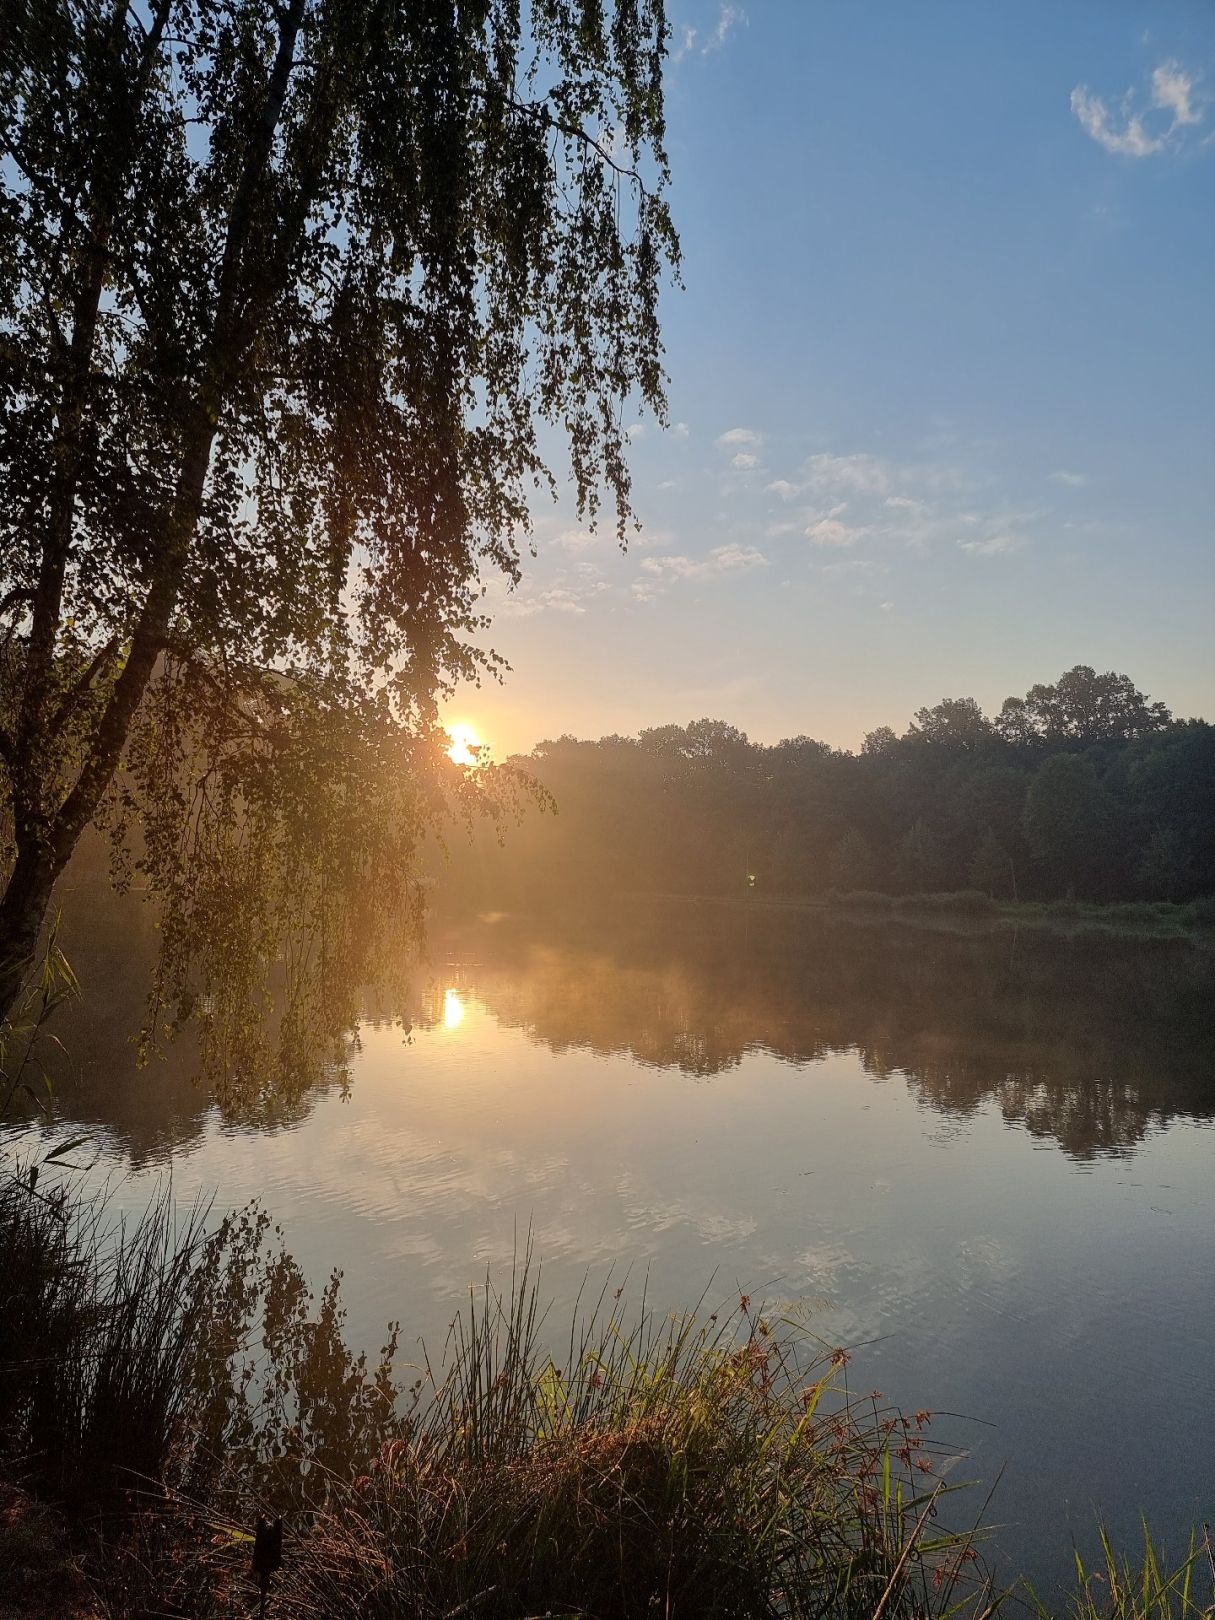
[443,988,465,1030]
[446,723,481,767]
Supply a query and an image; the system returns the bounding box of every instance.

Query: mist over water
[12,894,1215,1594]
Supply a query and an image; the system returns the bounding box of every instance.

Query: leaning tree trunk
[0,845,62,1024]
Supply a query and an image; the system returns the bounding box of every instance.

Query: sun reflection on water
[443,988,466,1030]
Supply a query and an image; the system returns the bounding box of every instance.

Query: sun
[445,723,481,767]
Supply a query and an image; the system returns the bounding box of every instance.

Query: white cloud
[640,544,767,578]
[806,516,864,548]
[656,478,678,490]
[880,601,894,612]
[632,524,675,551]
[1071,87,1166,157]
[753,440,1049,563]
[765,479,801,500]
[806,451,890,494]
[625,422,647,442]
[716,426,762,448]
[958,533,1021,557]
[672,421,690,439]
[1049,469,1087,488]
[1152,61,1201,126]
[706,5,745,51]
[552,527,598,552]
[710,543,767,571]
[671,24,698,64]
[1071,60,1205,157]
[731,451,760,471]
[636,544,768,592]
[672,6,746,62]
[500,575,609,616]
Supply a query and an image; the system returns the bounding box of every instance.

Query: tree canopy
[0,0,678,1053]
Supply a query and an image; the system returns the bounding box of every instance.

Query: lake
[9,896,1215,1597]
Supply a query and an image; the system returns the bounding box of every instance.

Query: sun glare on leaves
[443,988,465,1030]
[446,723,481,767]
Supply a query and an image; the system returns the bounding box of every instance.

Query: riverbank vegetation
[806,890,1211,939]
[440,667,1215,917]
[1,1175,988,1618]
[2,1174,1212,1619]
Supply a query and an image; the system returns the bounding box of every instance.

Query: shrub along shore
[1,1175,1211,1620]
[642,887,1215,940]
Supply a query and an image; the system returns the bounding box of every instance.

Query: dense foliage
[0,0,677,1026]
[449,667,1215,906]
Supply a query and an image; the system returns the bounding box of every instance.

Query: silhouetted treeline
[447,667,1215,906]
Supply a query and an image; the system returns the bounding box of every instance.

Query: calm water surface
[12,899,1215,1594]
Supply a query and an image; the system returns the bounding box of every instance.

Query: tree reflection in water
[24,890,1215,1165]
[406,903,1214,1163]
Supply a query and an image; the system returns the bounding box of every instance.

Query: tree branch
[45,635,122,740]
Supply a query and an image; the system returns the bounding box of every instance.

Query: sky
[449,1,1215,760]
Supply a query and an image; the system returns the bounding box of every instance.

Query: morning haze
[1,4,1212,1618]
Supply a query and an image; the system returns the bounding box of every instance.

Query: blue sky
[455,1,1215,757]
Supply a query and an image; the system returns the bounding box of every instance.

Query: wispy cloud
[1071,60,1205,157]
[958,533,1022,557]
[640,544,767,580]
[717,426,762,448]
[806,515,865,548]
[765,478,801,501]
[1049,469,1087,488]
[760,443,1042,561]
[806,451,889,495]
[731,451,760,471]
[502,583,607,617]
[1071,87,1167,157]
[552,528,598,552]
[673,5,746,63]
[633,542,767,598]
[707,4,746,50]
[1152,60,1202,126]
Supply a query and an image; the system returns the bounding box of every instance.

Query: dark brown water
[8,897,1215,1594]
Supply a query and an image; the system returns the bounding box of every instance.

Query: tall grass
[1,1177,997,1617]
[1,1174,1212,1618]
[277,1274,996,1620]
[0,1178,213,1511]
[1027,1523,1215,1620]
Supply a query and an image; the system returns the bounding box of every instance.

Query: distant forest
[447,667,1215,907]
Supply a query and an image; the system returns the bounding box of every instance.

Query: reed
[2,1175,1211,1619]
[278,1272,995,1620]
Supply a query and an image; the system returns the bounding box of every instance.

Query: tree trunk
[0,845,61,1025]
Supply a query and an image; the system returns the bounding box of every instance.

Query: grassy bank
[1,1174,1211,1619]
[646,888,1215,940]
[826,889,1215,938]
